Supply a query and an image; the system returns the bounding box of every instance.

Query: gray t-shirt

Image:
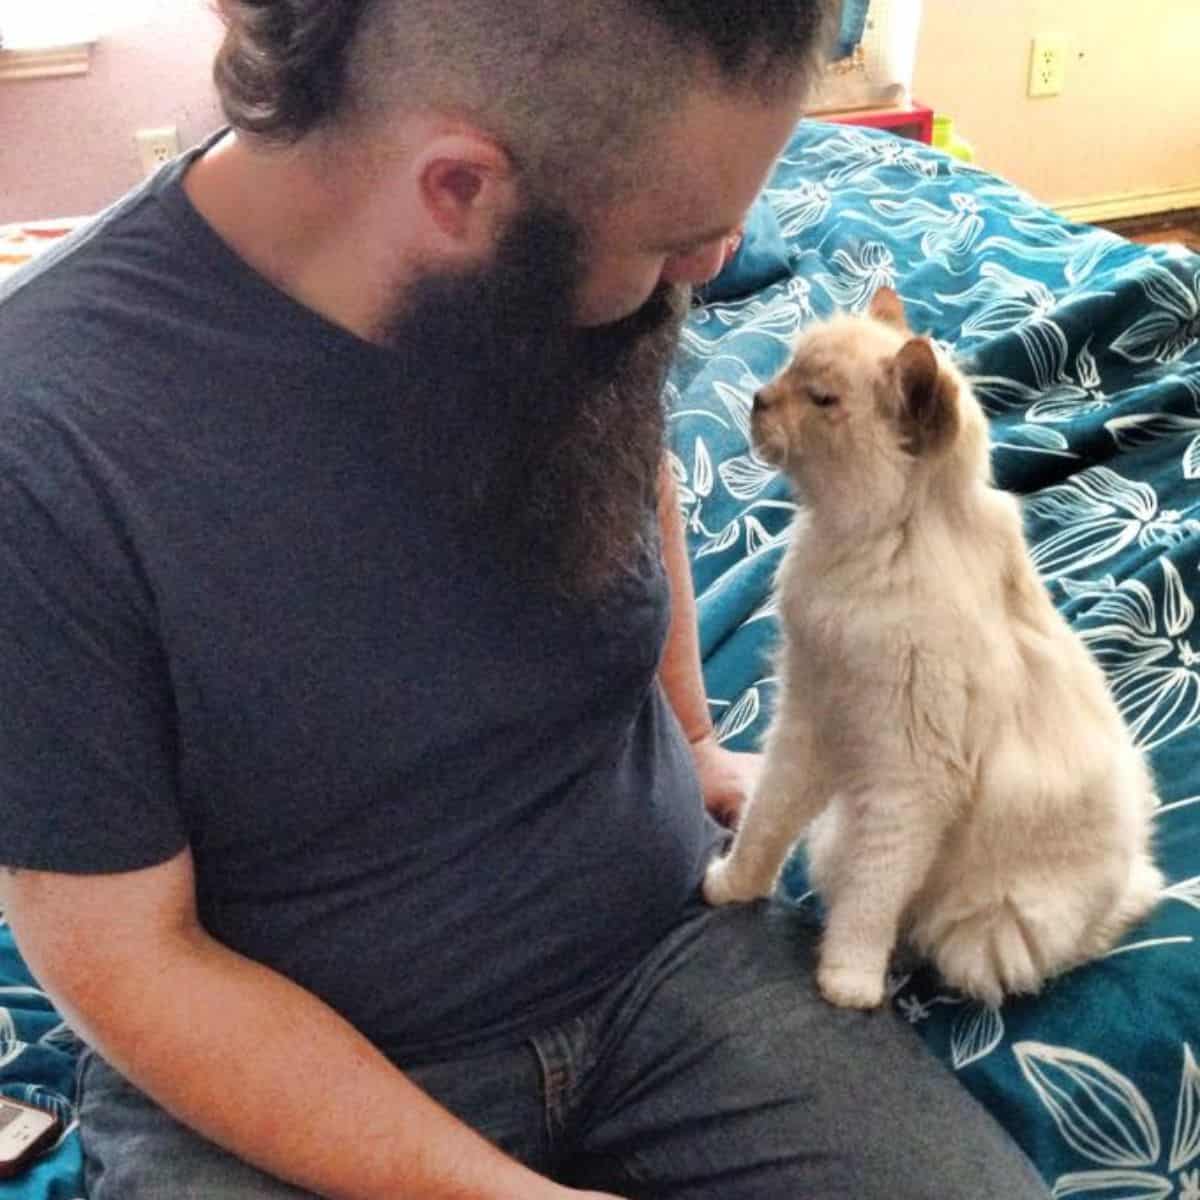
[0,144,721,1064]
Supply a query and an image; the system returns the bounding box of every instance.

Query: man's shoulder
[0,162,248,447]
[0,173,168,307]
[1,185,191,400]
[0,188,195,511]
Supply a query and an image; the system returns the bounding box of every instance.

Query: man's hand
[690,733,761,829]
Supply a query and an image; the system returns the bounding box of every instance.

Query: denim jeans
[77,900,1050,1198]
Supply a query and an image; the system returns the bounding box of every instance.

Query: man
[0,2,1051,1197]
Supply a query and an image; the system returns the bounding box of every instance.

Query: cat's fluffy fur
[703,288,1163,1010]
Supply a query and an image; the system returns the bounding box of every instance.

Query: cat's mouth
[750,416,791,469]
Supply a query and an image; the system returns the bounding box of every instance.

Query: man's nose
[660,240,728,288]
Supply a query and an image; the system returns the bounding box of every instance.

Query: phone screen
[0,1097,62,1179]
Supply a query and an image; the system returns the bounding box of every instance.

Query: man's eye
[810,392,839,408]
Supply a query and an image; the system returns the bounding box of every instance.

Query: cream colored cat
[703,288,1163,1010]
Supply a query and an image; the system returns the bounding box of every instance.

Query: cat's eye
[810,391,839,409]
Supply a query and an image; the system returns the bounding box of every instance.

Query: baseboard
[0,44,93,81]
[1056,187,1200,225]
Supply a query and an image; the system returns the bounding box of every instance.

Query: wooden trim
[0,43,93,81]
[1056,187,1200,225]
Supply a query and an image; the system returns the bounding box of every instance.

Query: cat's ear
[894,337,959,456]
[869,286,909,331]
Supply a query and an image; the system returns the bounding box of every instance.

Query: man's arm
[656,460,760,827]
[0,855,619,1200]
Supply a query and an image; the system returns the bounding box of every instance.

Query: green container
[932,114,975,163]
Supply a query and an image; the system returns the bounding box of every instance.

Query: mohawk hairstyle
[213,0,834,200]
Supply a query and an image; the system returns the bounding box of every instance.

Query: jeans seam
[72,1043,93,1112]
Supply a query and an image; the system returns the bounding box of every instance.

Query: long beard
[378,206,689,597]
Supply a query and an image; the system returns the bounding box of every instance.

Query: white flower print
[950,1003,1005,1070]
[1111,263,1200,365]
[896,994,931,1024]
[1015,1042,1200,1199]
[813,241,897,311]
[857,191,984,259]
[1025,467,1200,581]
[714,687,761,745]
[682,275,815,355]
[780,125,938,188]
[764,180,831,238]
[938,263,1059,341]
[1060,560,1200,750]
[968,318,1111,425]
[1106,369,1200,480]
[976,211,1125,286]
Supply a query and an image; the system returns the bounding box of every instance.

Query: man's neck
[182,129,412,344]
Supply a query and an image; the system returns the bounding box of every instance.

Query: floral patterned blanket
[2,120,1199,1197]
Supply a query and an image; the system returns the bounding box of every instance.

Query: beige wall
[0,1,222,224]
[912,0,1200,217]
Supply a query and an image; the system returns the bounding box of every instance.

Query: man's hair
[213,0,834,201]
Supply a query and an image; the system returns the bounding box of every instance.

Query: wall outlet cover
[134,126,181,177]
[1029,33,1068,98]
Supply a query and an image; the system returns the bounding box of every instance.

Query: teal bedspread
[2,120,1198,1196]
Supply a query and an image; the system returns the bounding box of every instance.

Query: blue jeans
[78,900,1050,1198]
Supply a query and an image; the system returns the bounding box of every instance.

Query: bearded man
[0,3,1049,1197]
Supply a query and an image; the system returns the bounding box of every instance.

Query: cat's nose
[753,390,767,411]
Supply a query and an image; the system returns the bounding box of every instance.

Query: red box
[816,101,934,144]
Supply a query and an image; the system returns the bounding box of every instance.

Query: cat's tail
[918,855,1164,1007]
[1080,853,1164,960]
[919,897,1051,1008]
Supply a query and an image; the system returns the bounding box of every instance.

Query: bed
[2,119,1199,1198]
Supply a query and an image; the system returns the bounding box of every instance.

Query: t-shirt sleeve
[0,411,186,874]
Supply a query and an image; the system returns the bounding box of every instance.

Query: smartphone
[0,1095,62,1179]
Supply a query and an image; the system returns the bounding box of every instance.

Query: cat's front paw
[702,856,769,907]
[817,961,886,1010]
[702,857,739,906]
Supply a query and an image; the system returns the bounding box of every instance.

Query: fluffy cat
[703,287,1163,1010]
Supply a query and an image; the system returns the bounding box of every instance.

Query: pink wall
[0,1,224,224]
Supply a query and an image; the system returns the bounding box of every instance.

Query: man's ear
[869,286,909,332]
[415,131,518,252]
[894,337,959,456]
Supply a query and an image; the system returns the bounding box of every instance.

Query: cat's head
[751,288,989,521]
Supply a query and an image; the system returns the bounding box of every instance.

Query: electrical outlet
[134,126,181,177]
[1028,33,1067,97]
